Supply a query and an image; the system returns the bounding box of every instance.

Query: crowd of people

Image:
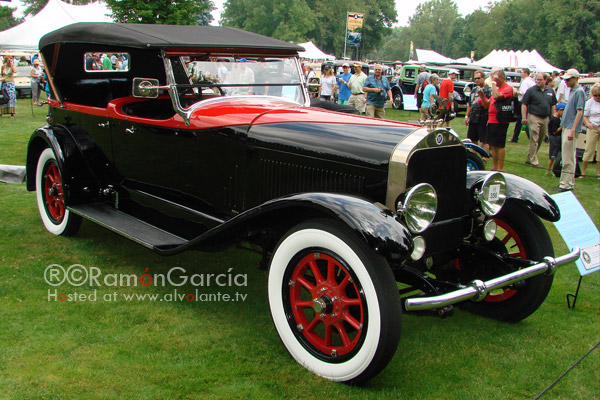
[460,66,599,189]
[304,60,599,187]
[1,53,49,117]
[312,61,394,119]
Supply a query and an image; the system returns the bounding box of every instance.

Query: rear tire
[268,220,401,383]
[36,148,81,236]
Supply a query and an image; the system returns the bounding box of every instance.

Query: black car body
[27,23,579,384]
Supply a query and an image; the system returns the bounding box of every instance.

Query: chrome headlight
[396,183,437,233]
[475,172,507,216]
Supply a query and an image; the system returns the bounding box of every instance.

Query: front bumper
[404,248,581,311]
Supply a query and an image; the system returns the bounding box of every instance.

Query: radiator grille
[406,145,469,221]
[259,159,366,201]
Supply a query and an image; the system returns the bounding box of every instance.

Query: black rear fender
[26,126,97,205]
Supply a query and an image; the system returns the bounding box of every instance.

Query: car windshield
[169,55,306,108]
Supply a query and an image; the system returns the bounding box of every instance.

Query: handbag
[0,83,9,105]
[495,95,517,123]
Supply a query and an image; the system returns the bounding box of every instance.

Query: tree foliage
[21,0,95,16]
[222,0,396,57]
[377,0,598,72]
[105,0,214,25]
[0,5,22,31]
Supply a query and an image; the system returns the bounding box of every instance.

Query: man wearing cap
[337,63,353,105]
[521,72,557,167]
[346,63,367,114]
[363,64,392,119]
[438,69,458,127]
[510,68,535,142]
[237,58,254,95]
[557,68,586,192]
[414,64,431,109]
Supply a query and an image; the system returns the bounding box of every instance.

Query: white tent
[298,41,335,61]
[0,0,112,51]
[414,49,455,64]
[477,49,562,72]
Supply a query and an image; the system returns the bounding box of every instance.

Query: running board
[68,203,187,250]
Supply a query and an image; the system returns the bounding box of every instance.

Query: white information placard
[551,191,600,276]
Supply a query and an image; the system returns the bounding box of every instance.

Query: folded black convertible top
[39,22,304,53]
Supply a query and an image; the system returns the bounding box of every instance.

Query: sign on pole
[346,12,364,47]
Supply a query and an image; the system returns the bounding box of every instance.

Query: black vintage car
[27,23,579,384]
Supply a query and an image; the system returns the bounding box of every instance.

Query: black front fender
[467,171,560,222]
[163,192,413,260]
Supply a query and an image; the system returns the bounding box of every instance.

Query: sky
[7,0,490,27]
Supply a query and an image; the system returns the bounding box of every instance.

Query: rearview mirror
[132,78,160,98]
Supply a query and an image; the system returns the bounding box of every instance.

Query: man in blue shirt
[363,64,392,119]
[557,68,586,192]
[336,63,353,105]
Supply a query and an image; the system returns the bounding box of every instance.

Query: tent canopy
[477,49,562,72]
[0,0,112,51]
[414,49,455,64]
[298,41,335,61]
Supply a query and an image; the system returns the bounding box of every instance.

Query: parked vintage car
[27,23,579,384]
[390,63,450,110]
[14,65,33,98]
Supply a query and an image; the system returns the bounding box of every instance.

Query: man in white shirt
[510,68,535,143]
[556,78,571,104]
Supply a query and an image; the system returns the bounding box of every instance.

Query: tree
[21,0,95,16]
[222,0,317,43]
[222,0,396,59]
[0,5,22,31]
[105,0,214,25]
[379,0,598,71]
[374,26,411,61]
[408,0,459,56]
[543,0,599,72]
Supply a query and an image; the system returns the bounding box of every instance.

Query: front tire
[392,90,403,110]
[36,148,81,236]
[268,220,401,383]
[466,151,486,171]
[459,203,554,322]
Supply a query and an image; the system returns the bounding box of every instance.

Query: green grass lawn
[1,99,599,399]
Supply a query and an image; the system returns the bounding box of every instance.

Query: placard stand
[551,191,600,311]
[566,275,583,309]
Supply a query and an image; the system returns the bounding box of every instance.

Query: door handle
[98,121,110,128]
[125,126,137,134]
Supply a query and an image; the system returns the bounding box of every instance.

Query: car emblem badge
[435,133,444,145]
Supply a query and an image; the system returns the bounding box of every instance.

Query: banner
[346,12,364,47]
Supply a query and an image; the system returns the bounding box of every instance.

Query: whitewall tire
[36,148,81,236]
[268,220,401,383]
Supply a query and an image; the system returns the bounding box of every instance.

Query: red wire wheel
[42,160,66,223]
[286,251,366,359]
[482,217,526,302]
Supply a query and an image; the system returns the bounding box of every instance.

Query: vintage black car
[27,23,579,384]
